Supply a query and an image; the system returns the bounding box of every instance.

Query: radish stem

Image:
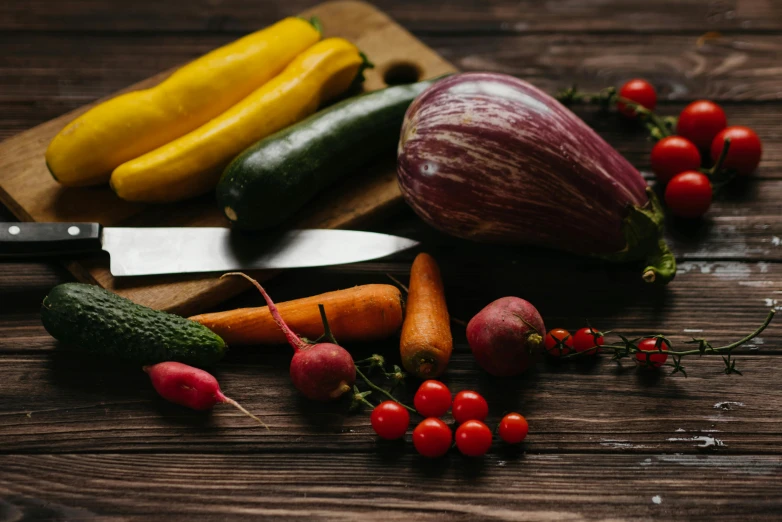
[221,272,306,351]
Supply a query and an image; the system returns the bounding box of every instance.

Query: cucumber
[41,283,226,366]
[217,77,444,230]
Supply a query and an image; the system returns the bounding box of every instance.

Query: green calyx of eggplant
[601,188,677,285]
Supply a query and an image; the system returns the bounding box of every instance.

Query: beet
[224,273,356,401]
[466,297,546,377]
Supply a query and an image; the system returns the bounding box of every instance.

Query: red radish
[466,297,546,377]
[144,361,267,429]
[224,272,356,401]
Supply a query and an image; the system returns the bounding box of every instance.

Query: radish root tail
[219,393,269,431]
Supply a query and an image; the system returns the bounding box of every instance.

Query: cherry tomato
[452,390,489,424]
[455,420,493,457]
[710,126,762,176]
[572,327,604,355]
[413,380,452,418]
[413,418,452,458]
[617,79,657,118]
[370,401,410,440]
[676,100,727,150]
[635,338,669,369]
[650,136,702,184]
[544,328,574,357]
[664,171,712,218]
[498,413,529,444]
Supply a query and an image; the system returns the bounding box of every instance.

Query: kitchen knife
[0,222,419,277]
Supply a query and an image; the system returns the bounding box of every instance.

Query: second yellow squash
[110,38,365,203]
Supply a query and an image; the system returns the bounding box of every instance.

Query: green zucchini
[41,283,226,366]
[217,77,443,230]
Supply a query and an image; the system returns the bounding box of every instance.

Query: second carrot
[400,253,453,379]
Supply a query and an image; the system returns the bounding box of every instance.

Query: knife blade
[0,222,419,277]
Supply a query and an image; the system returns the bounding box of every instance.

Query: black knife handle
[0,222,103,257]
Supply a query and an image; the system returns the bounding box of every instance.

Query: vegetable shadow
[45,345,219,428]
[474,365,539,415]
[46,345,149,399]
[49,184,140,222]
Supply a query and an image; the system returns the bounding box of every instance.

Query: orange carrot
[189,284,403,346]
[400,253,452,378]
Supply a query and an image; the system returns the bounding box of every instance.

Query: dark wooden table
[3,1,782,520]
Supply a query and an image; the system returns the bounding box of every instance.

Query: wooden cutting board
[0,0,456,316]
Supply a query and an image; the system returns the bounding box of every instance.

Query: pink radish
[224,272,356,401]
[144,361,267,428]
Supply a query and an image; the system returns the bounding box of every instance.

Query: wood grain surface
[2,453,781,521]
[0,0,456,315]
[2,0,782,520]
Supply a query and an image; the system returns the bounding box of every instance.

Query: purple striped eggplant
[397,72,676,284]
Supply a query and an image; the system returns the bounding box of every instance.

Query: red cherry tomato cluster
[370,380,529,458]
[545,326,671,370]
[545,327,603,358]
[618,80,763,220]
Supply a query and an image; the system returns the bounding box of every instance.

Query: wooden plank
[3,31,782,143]
[436,33,782,103]
[0,0,456,315]
[2,453,781,520]
[1,352,781,456]
[2,0,780,33]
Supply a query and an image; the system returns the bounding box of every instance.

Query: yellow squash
[110,38,365,203]
[46,17,321,187]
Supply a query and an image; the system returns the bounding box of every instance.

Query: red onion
[397,72,675,284]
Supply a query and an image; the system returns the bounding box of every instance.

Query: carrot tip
[406,351,442,379]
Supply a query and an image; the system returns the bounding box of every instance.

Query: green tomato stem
[355,367,416,413]
[708,136,732,176]
[563,309,774,360]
